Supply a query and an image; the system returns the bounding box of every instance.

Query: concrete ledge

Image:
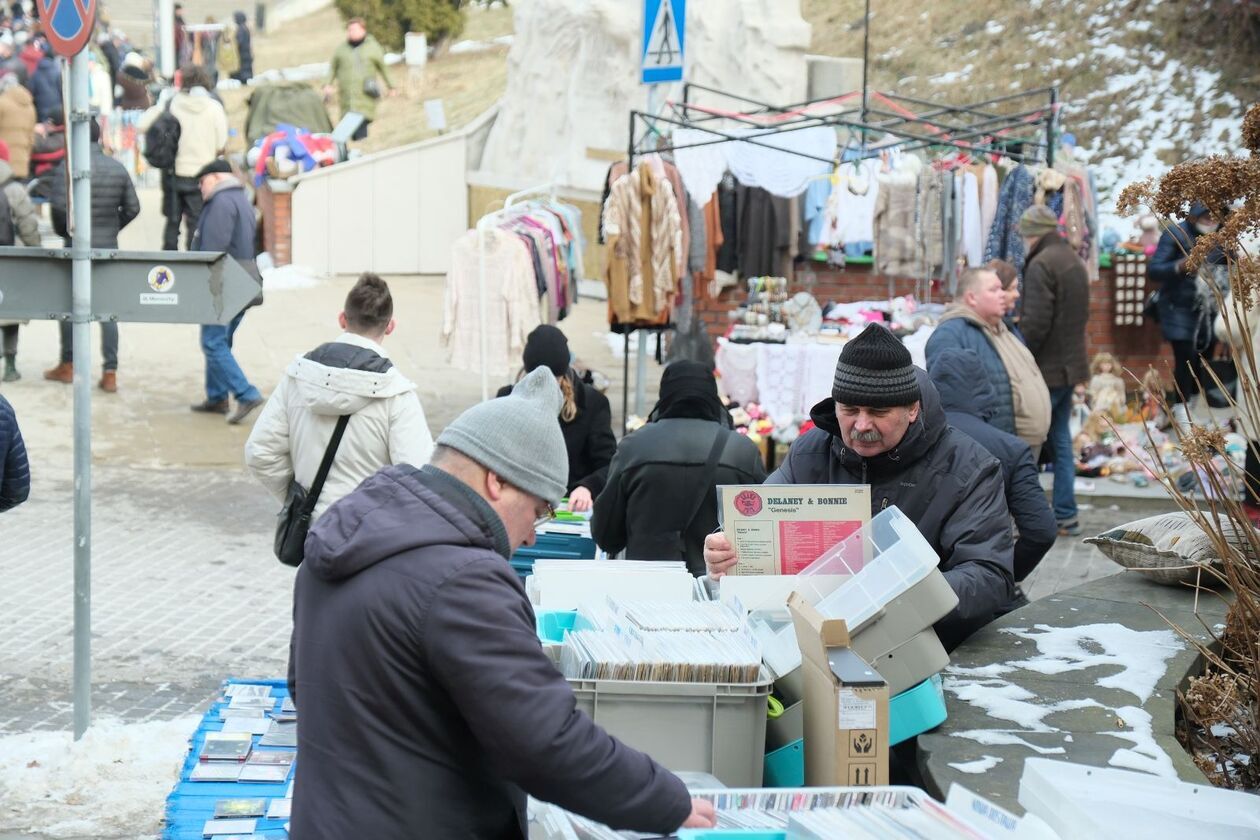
[918,571,1229,812]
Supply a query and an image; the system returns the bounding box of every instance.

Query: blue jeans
[201,313,261,404]
[1048,385,1077,523]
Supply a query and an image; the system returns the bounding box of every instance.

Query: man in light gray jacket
[245,273,434,522]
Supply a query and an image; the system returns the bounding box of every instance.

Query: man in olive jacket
[1017,205,1089,536]
[289,368,714,839]
[322,17,394,140]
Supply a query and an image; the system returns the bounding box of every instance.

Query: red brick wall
[694,262,1176,382]
[256,183,293,267]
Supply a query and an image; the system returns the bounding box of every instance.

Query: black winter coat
[42,145,140,248]
[497,371,617,496]
[290,464,690,839]
[766,369,1016,651]
[234,12,254,77]
[592,418,767,575]
[1148,219,1229,343]
[928,348,1056,582]
[1020,233,1090,389]
[0,394,29,512]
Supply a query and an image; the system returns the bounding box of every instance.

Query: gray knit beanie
[436,367,569,507]
[832,323,921,408]
[1018,205,1060,237]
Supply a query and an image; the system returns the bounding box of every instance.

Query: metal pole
[477,220,488,402]
[1046,86,1059,167]
[158,0,176,79]
[635,331,648,417]
[68,49,93,742]
[861,0,872,122]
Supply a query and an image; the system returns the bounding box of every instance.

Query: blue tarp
[163,678,293,840]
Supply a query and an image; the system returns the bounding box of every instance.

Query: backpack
[0,186,14,247]
[143,97,182,170]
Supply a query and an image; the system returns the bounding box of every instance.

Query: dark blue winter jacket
[192,179,255,259]
[28,56,61,122]
[0,394,30,512]
[928,348,1055,582]
[925,309,1016,437]
[288,463,690,839]
[1148,218,1228,343]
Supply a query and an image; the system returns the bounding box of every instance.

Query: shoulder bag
[274,415,351,567]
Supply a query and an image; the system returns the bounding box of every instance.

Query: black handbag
[633,427,729,562]
[274,415,351,567]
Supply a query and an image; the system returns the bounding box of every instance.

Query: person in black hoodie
[231,11,253,82]
[497,325,616,512]
[928,348,1056,584]
[704,324,1017,650]
[592,360,766,574]
[290,367,715,838]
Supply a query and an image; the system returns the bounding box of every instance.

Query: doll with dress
[1089,352,1128,419]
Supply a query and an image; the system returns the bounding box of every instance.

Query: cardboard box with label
[787,591,889,787]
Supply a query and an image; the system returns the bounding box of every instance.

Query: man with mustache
[704,323,1018,650]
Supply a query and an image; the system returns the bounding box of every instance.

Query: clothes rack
[475,182,558,401]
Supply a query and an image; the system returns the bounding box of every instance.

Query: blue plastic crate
[763,739,804,788]
[889,673,947,746]
[536,610,577,643]
[510,532,597,580]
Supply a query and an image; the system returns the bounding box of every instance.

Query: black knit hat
[832,323,921,408]
[648,360,732,426]
[522,324,570,376]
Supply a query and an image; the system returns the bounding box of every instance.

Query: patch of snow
[943,678,1104,732]
[949,755,1004,774]
[952,729,1068,755]
[1106,706,1178,778]
[1211,723,1239,738]
[945,663,1015,678]
[1065,734,1074,742]
[986,21,1005,36]
[449,35,515,54]
[262,264,326,291]
[0,716,197,838]
[1000,623,1182,703]
[929,65,974,85]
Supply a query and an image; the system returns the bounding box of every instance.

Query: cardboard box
[787,591,890,787]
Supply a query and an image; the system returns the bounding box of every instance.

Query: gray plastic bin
[568,676,772,787]
[867,628,950,695]
[850,569,957,664]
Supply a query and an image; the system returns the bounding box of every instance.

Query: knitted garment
[715,340,759,406]
[984,164,1036,277]
[832,324,922,407]
[603,164,683,313]
[917,172,945,279]
[874,175,919,277]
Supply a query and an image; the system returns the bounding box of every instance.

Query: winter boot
[2,354,18,382]
[98,371,117,393]
[43,362,73,383]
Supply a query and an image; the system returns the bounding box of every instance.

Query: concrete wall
[289,107,502,276]
[266,0,335,32]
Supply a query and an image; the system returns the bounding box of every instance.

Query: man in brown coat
[0,73,35,179]
[1017,205,1089,536]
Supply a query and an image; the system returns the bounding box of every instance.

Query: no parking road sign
[642,0,686,84]
[36,0,98,58]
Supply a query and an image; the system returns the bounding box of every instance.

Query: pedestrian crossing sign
[641,0,686,84]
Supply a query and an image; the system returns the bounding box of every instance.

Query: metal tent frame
[614,84,1062,433]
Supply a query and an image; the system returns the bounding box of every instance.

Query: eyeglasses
[534,502,557,530]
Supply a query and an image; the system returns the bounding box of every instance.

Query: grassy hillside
[801,0,1258,221]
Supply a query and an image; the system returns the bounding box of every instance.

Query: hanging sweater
[604,164,683,320]
[442,229,540,378]
[984,164,1036,276]
[874,175,919,278]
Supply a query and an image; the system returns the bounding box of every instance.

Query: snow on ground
[0,717,196,838]
[948,755,1004,774]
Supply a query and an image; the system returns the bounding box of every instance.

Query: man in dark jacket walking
[189,159,264,424]
[0,393,29,512]
[38,118,140,393]
[593,360,766,575]
[704,324,1017,651]
[928,348,1056,583]
[1018,205,1089,536]
[231,11,253,82]
[289,367,715,839]
[26,42,60,123]
[1148,202,1229,407]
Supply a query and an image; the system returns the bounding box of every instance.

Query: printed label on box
[848,729,878,758]
[847,762,878,786]
[838,688,877,730]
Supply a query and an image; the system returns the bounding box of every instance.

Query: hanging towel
[671,128,731,207]
[724,126,836,199]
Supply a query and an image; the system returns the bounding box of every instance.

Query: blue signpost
[641,0,686,85]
